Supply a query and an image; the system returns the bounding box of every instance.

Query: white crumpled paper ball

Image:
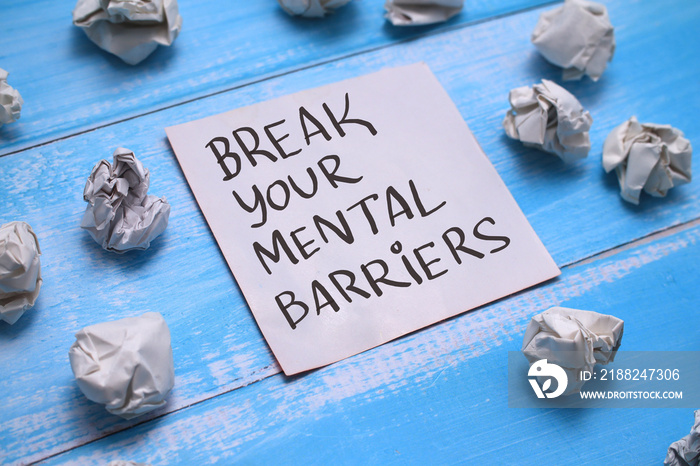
[278,0,351,17]
[384,0,464,26]
[531,0,615,81]
[0,68,23,128]
[503,79,592,162]
[603,116,692,205]
[73,0,183,65]
[665,410,700,466]
[522,307,624,396]
[69,312,175,419]
[0,222,42,325]
[81,147,170,253]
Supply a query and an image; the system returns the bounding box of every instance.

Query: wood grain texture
[42,219,700,465]
[0,0,698,463]
[0,0,555,157]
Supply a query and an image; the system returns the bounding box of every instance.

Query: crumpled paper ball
[277,0,351,18]
[81,147,170,253]
[603,116,692,205]
[0,222,42,325]
[73,0,183,65]
[69,312,175,419]
[384,0,463,26]
[503,79,592,162]
[531,0,615,81]
[665,410,700,466]
[522,307,624,396]
[0,68,23,128]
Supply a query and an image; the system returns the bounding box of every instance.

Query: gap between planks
[565,217,700,269]
[0,0,561,161]
[33,212,700,465]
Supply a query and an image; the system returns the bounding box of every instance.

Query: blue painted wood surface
[0,0,554,157]
[0,0,698,464]
[41,219,700,464]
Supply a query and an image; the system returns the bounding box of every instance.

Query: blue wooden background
[1,0,698,464]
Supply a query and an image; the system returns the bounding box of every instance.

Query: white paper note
[166,63,560,375]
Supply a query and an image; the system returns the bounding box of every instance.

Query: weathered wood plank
[0,0,555,157]
[1,0,699,463]
[42,219,700,465]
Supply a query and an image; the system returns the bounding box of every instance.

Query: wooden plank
[1,0,699,463]
[41,219,700,465]
[0,0,555,157]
